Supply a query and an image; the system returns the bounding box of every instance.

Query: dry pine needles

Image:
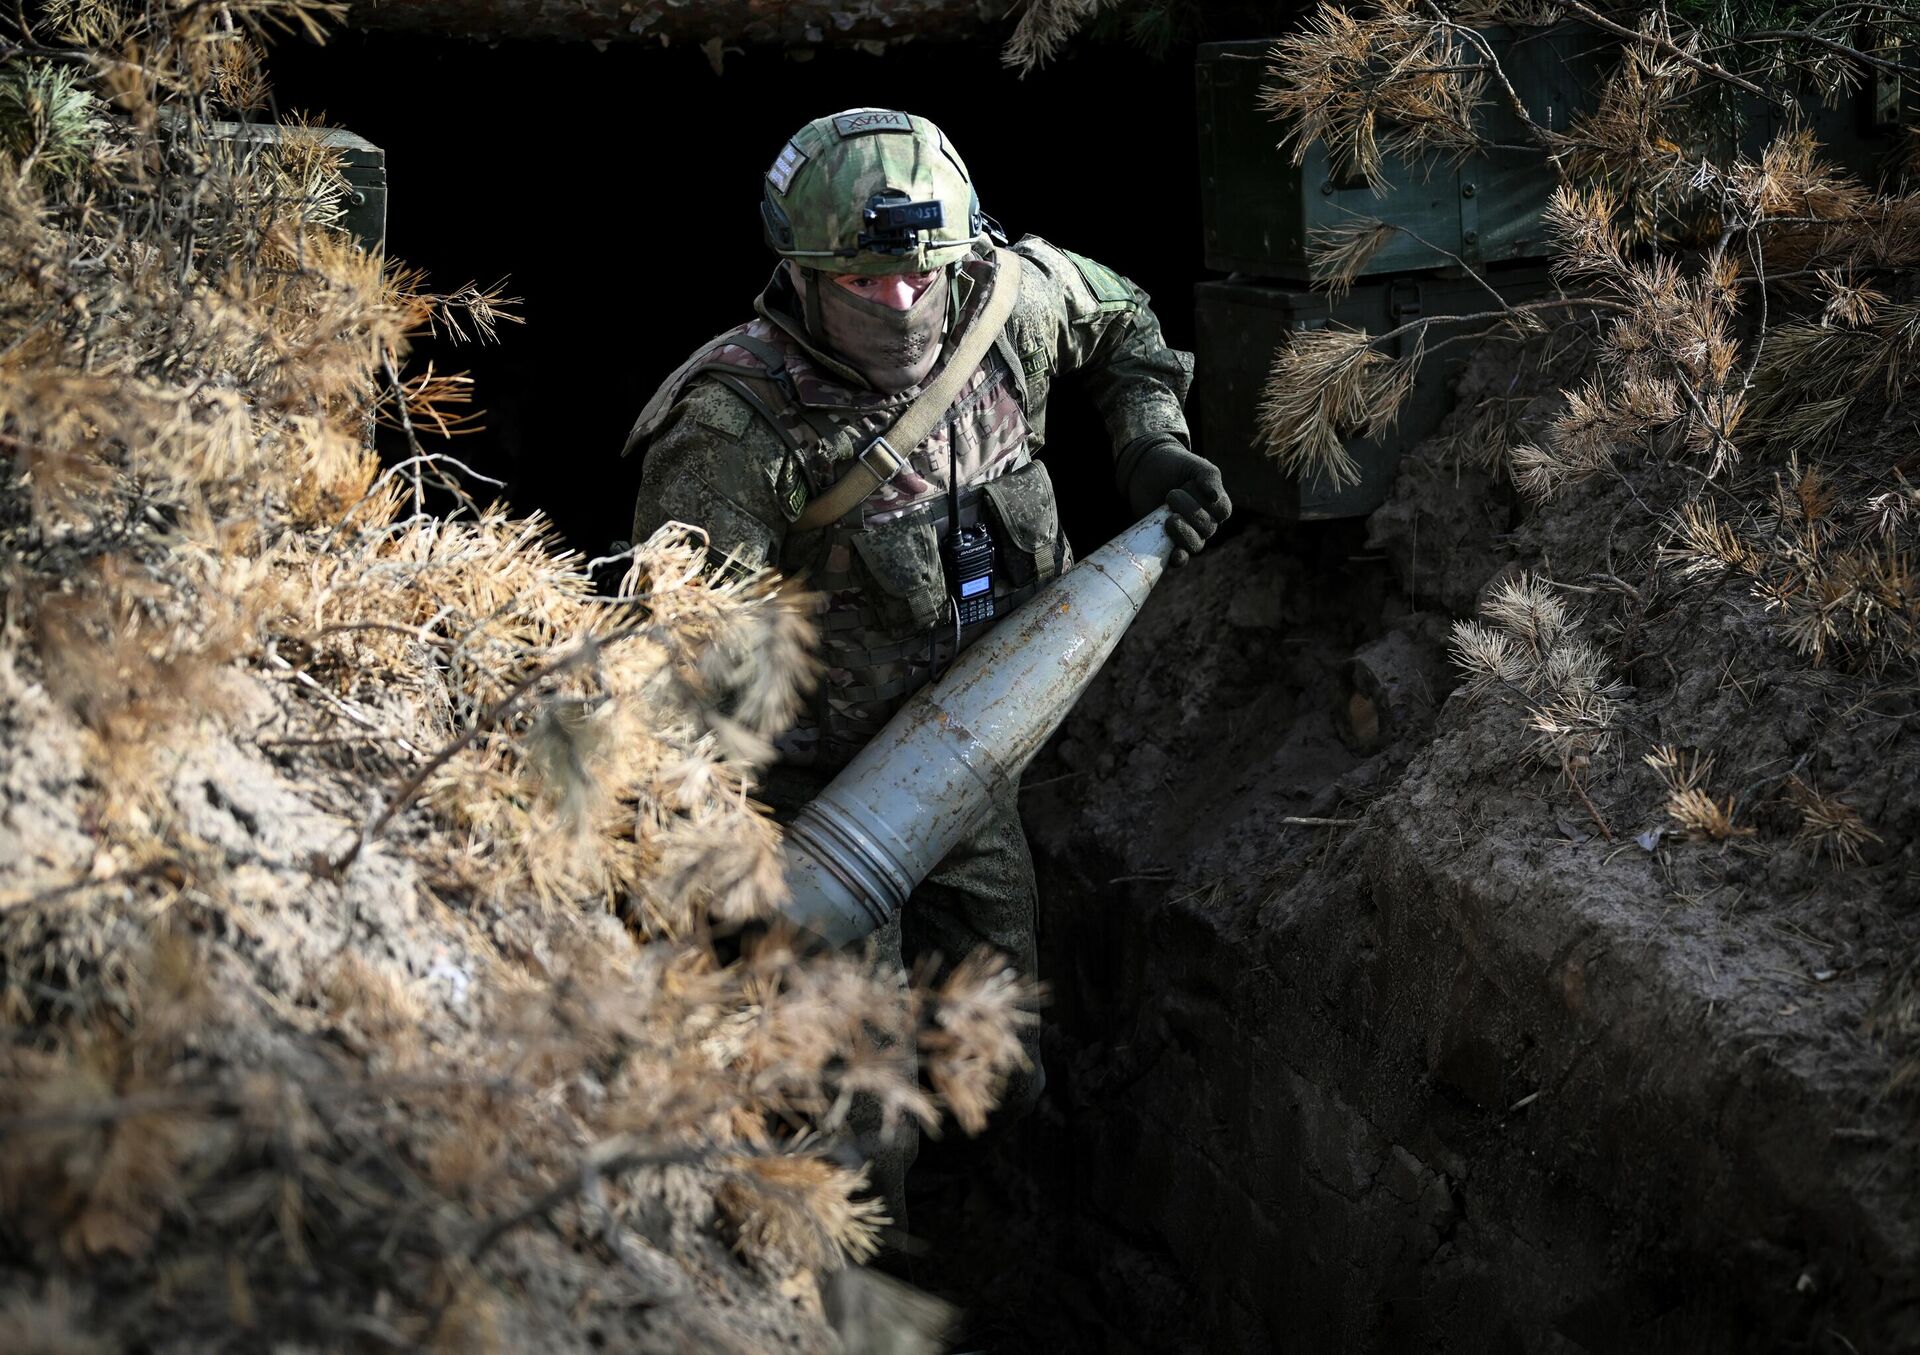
[0,5,1036,1350]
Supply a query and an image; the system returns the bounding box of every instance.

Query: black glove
[1118,436,1232,567]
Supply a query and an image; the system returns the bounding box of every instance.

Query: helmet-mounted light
[858,190,945,257]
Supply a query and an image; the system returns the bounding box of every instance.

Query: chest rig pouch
[803,358,1069,767]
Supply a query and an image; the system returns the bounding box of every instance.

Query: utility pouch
[980,459,1063,588]
[849,514,946,633]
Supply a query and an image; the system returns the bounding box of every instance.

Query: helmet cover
[761,108,983,276]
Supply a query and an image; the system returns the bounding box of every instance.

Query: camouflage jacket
[627,235,1192,767]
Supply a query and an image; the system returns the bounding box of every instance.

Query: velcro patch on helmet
[832,109,912,138]
[767,139,807,194]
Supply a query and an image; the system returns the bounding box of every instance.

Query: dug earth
[999,365,1920,1354]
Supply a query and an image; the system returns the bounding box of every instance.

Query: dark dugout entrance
[268,33,1203,562]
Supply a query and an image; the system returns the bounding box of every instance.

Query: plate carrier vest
[636,285,1072,769]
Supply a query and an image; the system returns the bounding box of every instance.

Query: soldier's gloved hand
[1120,436,1232,567]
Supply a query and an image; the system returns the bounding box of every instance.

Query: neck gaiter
[812,272,949,393]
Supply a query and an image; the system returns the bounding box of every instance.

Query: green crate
[1196,30,1600,280]
[1194,266,1551,520]
[208,119,387,251]
[1751,75,1908,185]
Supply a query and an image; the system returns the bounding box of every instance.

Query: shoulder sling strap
[791,248,1023,531]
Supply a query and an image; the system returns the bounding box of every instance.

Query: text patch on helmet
[767,139,807,194]
[832,109,912,138]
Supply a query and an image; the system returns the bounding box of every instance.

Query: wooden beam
[340,0,1012,48]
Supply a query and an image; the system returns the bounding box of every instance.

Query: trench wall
[1019,528,1919,1355]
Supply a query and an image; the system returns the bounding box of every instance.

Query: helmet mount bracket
[857,190,945,257]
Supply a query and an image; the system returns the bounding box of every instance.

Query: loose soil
[928,348,1920,1353]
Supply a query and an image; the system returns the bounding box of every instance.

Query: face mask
[807,270,948,393]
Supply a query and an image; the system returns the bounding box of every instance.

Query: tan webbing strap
[792,248,1024,531]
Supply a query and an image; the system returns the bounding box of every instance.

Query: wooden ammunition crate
[1196,31,1598,281]
[209,120,387,251]
[1194,266,1552,520]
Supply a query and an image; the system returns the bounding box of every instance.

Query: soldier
[624,106,1229,1209]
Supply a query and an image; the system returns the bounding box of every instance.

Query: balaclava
[795,264,949,393]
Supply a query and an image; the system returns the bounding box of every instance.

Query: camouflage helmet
[761,108,986,277]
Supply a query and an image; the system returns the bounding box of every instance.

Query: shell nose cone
[777,510,1174,945]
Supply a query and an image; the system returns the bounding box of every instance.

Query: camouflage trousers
[757,762,1044,1241]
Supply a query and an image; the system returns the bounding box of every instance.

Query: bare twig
[1739,29,1920,78]
[460,1137,712,1266]
[1537,0,1779,102]
[1566,772,1616,841]
[329,610,651,875]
